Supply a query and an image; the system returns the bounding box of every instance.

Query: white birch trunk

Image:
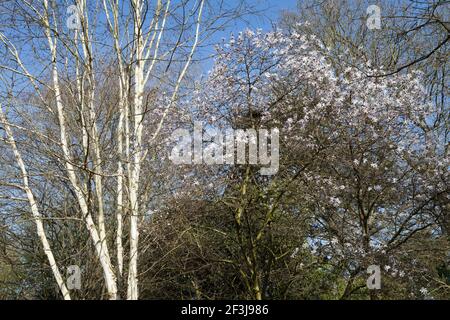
[42,0,118,299]
[0,105,71,300]
[127,0,147,300]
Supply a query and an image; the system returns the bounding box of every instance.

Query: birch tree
[0,102,71,300]
[0,0,248,299]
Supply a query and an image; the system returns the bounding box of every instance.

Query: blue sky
[197,0,299,72]
[215,0,299,35]
[0,0,301,91]
[239,0,299,29]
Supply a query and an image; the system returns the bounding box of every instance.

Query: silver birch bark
[0,104,71,300]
